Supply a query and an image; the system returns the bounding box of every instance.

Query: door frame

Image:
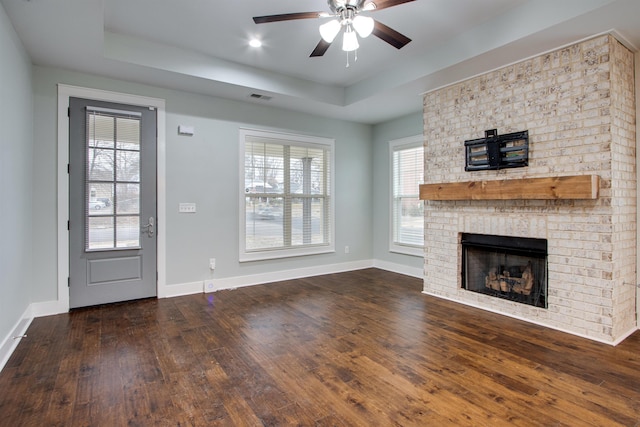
[636,52,640,329]
[57,84,167,312]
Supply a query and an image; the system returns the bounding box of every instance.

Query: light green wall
[31,66,380,299]
[2,19,423,325]
[0,4,33,341]
[372,112,424,269]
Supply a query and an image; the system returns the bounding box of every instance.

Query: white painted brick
[422,35,635,342]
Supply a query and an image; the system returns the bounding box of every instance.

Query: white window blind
[85,108,142,251]
[390,136,424,256]
[240,129,334,261]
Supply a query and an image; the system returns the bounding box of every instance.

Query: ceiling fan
[253,0,415,58]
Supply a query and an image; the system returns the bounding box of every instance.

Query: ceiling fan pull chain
[346,49,359,68]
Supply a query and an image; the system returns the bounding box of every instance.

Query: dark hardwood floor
[1,268,639,426]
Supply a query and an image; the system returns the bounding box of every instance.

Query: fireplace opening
[461,233,548,308]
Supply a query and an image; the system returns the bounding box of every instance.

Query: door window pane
[116,117,141,150]
[116,183,140,215]
[116,150,140,182]
[85,109,142,251]
[87,217,114,250]
[87,183,113,215]
[88,114,115,148]
[116,216,140,248]
[87,148,114,181]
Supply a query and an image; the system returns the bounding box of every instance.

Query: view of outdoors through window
[244,138,330,253]
[392,142,424,249]
[86,111,141,250]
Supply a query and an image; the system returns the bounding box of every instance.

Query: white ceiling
[3,0,640,124]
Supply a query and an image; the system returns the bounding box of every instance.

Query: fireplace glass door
[462,233,547,308]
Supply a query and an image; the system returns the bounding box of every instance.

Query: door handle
[141,217,155,237]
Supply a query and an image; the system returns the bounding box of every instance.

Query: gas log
[485,261,534,295]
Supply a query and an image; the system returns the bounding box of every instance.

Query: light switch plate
[179,203,196,213]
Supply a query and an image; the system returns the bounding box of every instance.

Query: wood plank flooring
[1,268,639,426]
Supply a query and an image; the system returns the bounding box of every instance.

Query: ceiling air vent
[249,93,272,101]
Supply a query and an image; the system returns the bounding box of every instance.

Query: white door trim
[56,84,167,313]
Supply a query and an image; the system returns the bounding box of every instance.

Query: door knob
[141,217,155,237]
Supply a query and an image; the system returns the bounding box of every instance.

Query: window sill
[389,244,424,257]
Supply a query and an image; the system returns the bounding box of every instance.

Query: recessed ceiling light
[249,39,262,48]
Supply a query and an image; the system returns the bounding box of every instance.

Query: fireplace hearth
[462,233,547,308]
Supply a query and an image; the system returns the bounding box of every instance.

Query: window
[85,107,142,251]
[390,135,424,256]
[240,129,334,261]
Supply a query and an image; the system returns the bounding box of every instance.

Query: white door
[69,97,157,308]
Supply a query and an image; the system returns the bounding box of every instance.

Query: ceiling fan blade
[370,0,416,11]
[372,20,411,49]
[310,39,332,57]
[253,12,324,24]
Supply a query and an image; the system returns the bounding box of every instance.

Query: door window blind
[85,107,142,251]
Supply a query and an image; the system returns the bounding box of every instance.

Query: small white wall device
[178,125,194,136]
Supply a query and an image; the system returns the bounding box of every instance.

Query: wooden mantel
[419,175,599,201]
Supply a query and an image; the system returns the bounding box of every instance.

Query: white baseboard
[0,307,33,372]
[197,260,371,293]
[167,260,424,296]
[611,325,639,346]
[160,281,205,298]
[30,299,68,317]
[373,259,423,279]
[158,260,373,298]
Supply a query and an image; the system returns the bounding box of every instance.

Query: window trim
[239,128,335,262]
[389,134,424,257]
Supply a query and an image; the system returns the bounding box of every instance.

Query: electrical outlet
[209,258,216,269]
[203,280,215,293]
[344,246,350,254]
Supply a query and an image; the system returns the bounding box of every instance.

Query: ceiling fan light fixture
[319,19,341,43]
[352,15,374,38]
[342,26,359,52]
[252,0,416,59]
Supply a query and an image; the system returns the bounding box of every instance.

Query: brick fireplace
[421,35,637,344]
